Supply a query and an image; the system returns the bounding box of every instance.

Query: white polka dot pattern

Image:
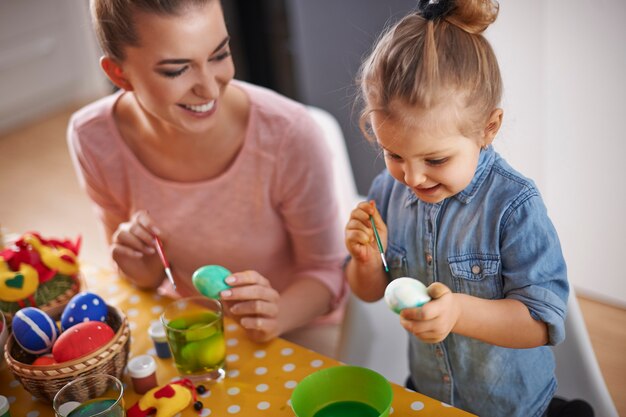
[1,266,474,417]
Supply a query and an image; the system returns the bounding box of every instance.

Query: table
[1,264,475,416]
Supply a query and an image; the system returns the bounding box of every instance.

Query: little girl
[345,1,589,416]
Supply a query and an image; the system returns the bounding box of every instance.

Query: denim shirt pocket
[448,254,502,299]
[386,243,409,279]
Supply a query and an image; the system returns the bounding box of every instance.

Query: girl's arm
[400,284,549,348]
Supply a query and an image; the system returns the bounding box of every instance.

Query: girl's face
[371,102,485,204]
[119,1,234,134]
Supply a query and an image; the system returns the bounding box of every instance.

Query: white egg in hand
[384,277,431,314]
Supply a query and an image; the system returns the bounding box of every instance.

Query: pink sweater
[68,81,347,323]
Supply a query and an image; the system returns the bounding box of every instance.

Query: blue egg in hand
[192,265,232,299]
[384,277,431,314]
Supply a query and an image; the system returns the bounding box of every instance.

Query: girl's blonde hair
[90,0,215,62]
[358,0,501,139]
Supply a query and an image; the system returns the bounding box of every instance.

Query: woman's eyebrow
[156,36,230,65]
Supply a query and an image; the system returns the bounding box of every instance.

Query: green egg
[192,265,232,299]
[186,322,217,342]
[195,333,226,367]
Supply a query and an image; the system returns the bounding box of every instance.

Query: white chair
[552,287,619,417]
[307,106,410,384]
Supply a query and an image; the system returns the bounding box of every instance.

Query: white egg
[384,277,431,314]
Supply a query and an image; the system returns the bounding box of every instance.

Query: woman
[68,0,347,356]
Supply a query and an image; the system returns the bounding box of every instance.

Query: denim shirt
[368,147,569,417]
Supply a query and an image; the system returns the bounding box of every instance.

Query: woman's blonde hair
[358,0,501,139]
[90,0,215,62]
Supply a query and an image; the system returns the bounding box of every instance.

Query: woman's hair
[90,0,215,62]
[358,0,501,139]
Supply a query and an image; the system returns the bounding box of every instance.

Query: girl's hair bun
[416,0,456,20]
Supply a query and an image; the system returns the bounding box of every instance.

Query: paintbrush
[154,235,176,289]
[370,215,389,272]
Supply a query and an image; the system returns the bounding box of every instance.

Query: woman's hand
[399,283,461,343]
[111,210,160,258]
[110,210,164,289]
[219,270,281,343]
[345,200,387,267]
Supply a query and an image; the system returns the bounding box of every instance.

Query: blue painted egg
[192,265,232,299]
[61,292,108,331]
[384,277,431,314]
[12,307,59,354]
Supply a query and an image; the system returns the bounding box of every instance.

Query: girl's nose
[404,164,427,188]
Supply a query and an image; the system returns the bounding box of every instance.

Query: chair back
[552,287,619,417]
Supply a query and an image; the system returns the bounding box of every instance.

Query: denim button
[426,254,433,265]
[471,265,481,274]
[442,374,451,383]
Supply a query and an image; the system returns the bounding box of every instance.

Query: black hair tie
[417,0,456,20]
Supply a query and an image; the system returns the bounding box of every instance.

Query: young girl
[345,1,588,416]
[68,0,347,356]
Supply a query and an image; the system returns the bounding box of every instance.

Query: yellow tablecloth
[1,264,475,416]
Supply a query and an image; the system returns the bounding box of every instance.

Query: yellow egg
[195,333,226,367]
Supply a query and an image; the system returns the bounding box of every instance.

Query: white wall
[488,1,626,306]
[0,0,108,134]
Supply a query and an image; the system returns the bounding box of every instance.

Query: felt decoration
[127,380,194,417]
[61,291,107,331]
[12,307,59,354]
[52,320,115,362]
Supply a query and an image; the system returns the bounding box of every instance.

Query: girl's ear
[100,56,133,91]
[483,108,503,147]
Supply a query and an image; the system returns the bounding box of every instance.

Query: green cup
[291,366,393,417]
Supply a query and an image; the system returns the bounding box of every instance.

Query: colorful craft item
[61,292,108,331]
[32,353,58,366]
[22,233,79,276]
[12,307,59,354]
[0,232,81,285]
[0,260,38,303]
[52,320,115,362]
[192,265,232,299]
[127,379,198,417]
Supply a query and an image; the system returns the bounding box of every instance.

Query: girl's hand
[345,200,387,267]
[399,283,461,343]
[111,210,160,259]
[219,270,281,343]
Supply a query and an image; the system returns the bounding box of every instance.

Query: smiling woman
[66,0,348,357]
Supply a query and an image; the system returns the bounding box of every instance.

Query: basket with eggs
[4,291,130,403]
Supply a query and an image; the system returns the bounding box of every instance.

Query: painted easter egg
[192,265,232,299]
[384,277,431,314]
[12,307,59,354]
[181,333,225,367]
[32,353,58,366]
[52,320,115,362]
[61,291,108,331]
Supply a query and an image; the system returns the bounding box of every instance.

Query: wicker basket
[4,304,130,403]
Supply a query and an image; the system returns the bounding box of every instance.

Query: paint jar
[0,395,10,417]
[127,355,158,395]
[149,321,171,359]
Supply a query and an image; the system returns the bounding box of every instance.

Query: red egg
[32,354,58,366]
[52,321,115,363]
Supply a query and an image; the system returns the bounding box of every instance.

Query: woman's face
[120,1,235,134]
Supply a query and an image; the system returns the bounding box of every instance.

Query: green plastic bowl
[291,365,393,417]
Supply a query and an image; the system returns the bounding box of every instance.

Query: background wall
[1,1,624,306]
[0,0,108,132]
[286,0,626,306]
